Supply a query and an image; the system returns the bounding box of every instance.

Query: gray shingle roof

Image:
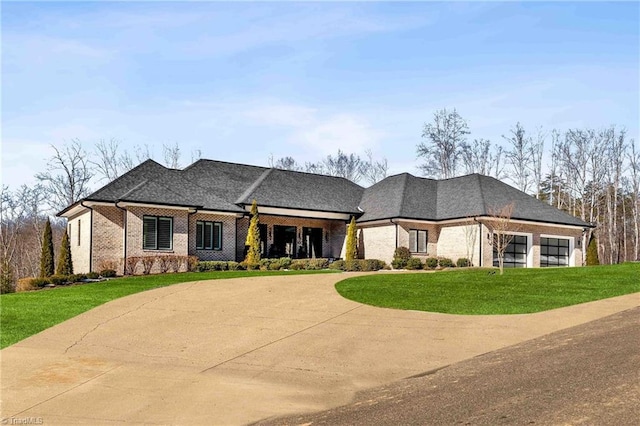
[359,173,590,227]
[62,159,590,228]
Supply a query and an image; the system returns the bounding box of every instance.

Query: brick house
[57,159,592,273]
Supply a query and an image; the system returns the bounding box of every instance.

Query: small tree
[586,235,600,266]
[56,228,73,275]
[486,203,518,275]
[345,216,358,260]
[244,200,261,266]
[40,218,55,277]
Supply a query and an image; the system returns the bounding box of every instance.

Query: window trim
[196,220,222,251]
[409,229,428,254]
[143,215,174,251]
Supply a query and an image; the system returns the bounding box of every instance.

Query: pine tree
[244,200,261,266]
[40,218,55,277]
[345,216,358,261]
[56,228,73,275]
[586,235,600,266]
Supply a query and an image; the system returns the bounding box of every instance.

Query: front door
[273,225,297,258]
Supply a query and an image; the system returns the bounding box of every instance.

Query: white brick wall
[68,210,92,273]
[437,224,481,265]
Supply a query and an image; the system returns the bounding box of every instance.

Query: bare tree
[503,123,533,193]
[362,150,388,185]
[530,127,545,198]
[268,155,303,171]
[162,142,181,169]
[628,139,640,260]
[191,148,203,163]
[92,138,135,183]
[134,144,153,163]
[36,140,93,211]
[417,108,470,178]
[462,218,479,266]
[460,139,505,178]
[485,203,519,275]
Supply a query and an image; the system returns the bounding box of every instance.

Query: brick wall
[92,205,124,273]
[437,224,481,265]
[359,224,396,264]
[188,212,237,261]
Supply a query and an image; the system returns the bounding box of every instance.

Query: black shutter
[196,222,204,249]
[157,217,173,250]
[143,217,157,249]
[214,222,222,250]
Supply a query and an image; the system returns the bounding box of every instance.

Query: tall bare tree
[628,140,640,260]
[92,138,135,183]
[503,123,533,193]
[485,203,519,275]
[417,108,470,178]
[36,140,93,211]
[362,150,388,185]
[162,142,181,169]
[530,127,545,199]
[268,155,303,171]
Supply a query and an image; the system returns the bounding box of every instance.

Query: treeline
[415,108,639,264]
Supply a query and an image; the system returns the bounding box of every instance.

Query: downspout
[80,201,94,272]
[188,208,200,260]
[473,217,482,267]
[115,201,127,274]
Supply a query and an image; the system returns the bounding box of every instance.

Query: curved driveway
[1,272,638,425]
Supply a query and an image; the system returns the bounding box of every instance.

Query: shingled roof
[359,173,590,227]
[60,159,590,228]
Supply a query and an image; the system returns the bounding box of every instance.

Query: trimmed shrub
[456,258,471,267]
[438,257,454,268]
[227,261,244,271]
[30,277,51,288]
[405,257,423,270]
[345,216,358,260]
[100,269,117,278]
[67,274,87,283]
[391,246,412,269]
[49,275,69,285]
[278,257,292,270]
[197,261,228,271]
[0,260,15,294]
[308,258,330,270]
[329,260,346,270]
[157,256,171,273]
[187,256,199,272]
[86,271,100,279]
[289,259,309,270]
[343,259,362,271]
[363,259,387,271]
[425,257,438,269]
[140,257,156,275]
[124,256,141,275]
[260,258,276,271]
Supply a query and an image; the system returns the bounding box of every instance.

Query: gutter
[188,207,200,256]
[390,219,398,249]
[80,201,94,272]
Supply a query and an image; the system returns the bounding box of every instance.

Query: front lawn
[335,263,640,315]
[0,270,336,348]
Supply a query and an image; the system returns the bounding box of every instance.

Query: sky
[2,0,638,190]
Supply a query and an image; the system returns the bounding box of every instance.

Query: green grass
[0,269,336,349]
[335,263,640,315]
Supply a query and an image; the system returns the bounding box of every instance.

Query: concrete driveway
[1,272,638,425]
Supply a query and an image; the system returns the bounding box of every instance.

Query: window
[493,234,528,268]
[196,221,222,250]
[409,229,428,253]
[540,237,569,267]
[143,216,173,250]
